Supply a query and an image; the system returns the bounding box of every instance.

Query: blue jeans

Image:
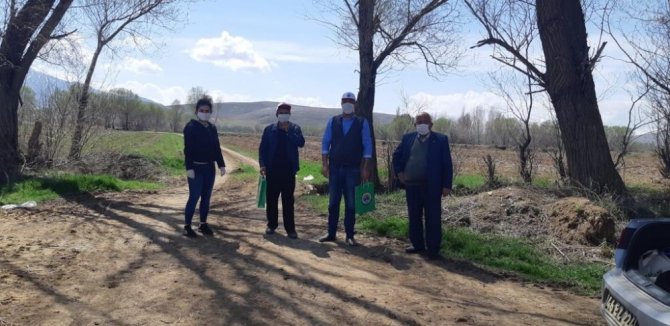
[185,163,216,225]
[405,185,443,255]
[327,165,360,238]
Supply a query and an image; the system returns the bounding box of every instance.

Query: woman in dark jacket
[183,97,226,237]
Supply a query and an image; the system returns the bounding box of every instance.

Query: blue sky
[33,0,641,127]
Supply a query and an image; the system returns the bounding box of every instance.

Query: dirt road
[0,148,604,325]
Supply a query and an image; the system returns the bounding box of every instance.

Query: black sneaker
[345,238,358,246]
[198,223,213,235]
[318,234,336,242]
[287,232,298,239]
[405,246,425,254]
[183,225,197,237]
[425,252,441,260]
[265,228,275,235]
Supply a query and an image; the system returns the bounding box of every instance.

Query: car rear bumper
[602,269,670,325]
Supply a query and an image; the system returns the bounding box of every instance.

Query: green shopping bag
[355,182,375,215]
[256,176,267,209]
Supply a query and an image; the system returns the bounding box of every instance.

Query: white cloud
[189,31,271,71]
[255,41,356,64]
[113,81,255,105]
[121,58,163,74]
[409,91,508,118]
[114,81,187,105]
[209,90,253,103]
[273,94,329,108]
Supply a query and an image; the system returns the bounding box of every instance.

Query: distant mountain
[634,132,657,145]
[202,101,396,130]
[24,71,397,130]
[24,70,71,97]
[24,70,160,105]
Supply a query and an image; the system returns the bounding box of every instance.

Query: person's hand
[260,167,266,176]
[361,168,370,183]
[397,172,406,184]
[220,167,226,176]
[442,188,451,197]
[321,164,329,178]
[187,169,195,179]
[279,121,289,132]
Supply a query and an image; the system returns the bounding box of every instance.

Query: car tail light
[617,227,635,249]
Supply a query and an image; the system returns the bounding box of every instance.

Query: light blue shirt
[321,116,373,158]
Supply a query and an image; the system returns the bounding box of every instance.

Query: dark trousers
[405,185,443,255]
[185,163,216,225]
[266,169,296,233]
[327,165,360,238]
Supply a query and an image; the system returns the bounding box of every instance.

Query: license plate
[604,291,638,326]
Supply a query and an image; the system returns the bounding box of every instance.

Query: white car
[602,219,670,325]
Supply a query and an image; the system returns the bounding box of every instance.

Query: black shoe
[183,225,197,237]
[405,246,425,254]
[318,234,336,242]
[425,252,441,260]
[265,228,275,235]
[287,232,298,239]
[198,223,213,235]
[345,238,358,246]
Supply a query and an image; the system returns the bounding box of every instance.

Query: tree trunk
[69,45,103,160]
[0,81,22,183]
[0,0,71,182]
[357,0,380,187]
[536,0,627,195]
[27,120,43,165]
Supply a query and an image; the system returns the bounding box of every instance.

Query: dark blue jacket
[183,119,225,170]
[392,132,453,198]
[259,122,305,175]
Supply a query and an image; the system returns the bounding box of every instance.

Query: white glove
[220,167,226,176]
[187,169,195,179]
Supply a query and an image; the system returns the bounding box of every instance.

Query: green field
[0,174,160,205]
[88,131,185,175]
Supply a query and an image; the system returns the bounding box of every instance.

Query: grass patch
[90,131,185,175]
[442,228,606,295]
[225,144,258,161]
[230,163,258,182]
[300,190,607,295]
[297,161,328,185]
[628,185,670,217]
[532,176,553,188]
[454,174,486,189]
[0,174,160,205]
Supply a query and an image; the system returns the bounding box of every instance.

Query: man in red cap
[258,102,305,238]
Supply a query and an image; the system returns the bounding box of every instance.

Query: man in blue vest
[259,102,306,239]
[319,92,372,246]
[392,112,453,259]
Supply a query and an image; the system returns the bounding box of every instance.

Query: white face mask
[277,114,290,123]
[197,112,211,121]
[416,124,430,135]
[341,103,355,114]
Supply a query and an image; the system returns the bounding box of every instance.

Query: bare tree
[0,0,74,182]
[319,0,462,184]
[611,87,650,169]
[186,86,208,105]
[69,0,180,160]
[169,99,184,132]
[465,0,628,196]
[606,0,670,178]
[490,71,537,183]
